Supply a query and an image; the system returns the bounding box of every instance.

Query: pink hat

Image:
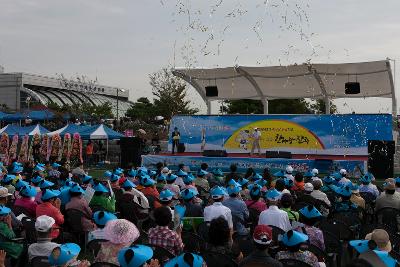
[104,219,140,244]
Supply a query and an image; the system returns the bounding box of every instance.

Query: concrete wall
[0,73,22,111]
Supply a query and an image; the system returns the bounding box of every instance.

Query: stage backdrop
[169,114,393,155]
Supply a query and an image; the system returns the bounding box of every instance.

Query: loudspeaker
[203,150,227,157]
[265,151,292,159]
[368,140,395,179]
[205,86,218,97]
[120,137,142,168]
[177,143,186,153]
[345,82,360,94]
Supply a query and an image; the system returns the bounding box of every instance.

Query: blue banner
[142,155,365,177]
[169,114,393,155]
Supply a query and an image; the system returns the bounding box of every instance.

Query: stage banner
[142,155,365,177]
[169,114,393,155]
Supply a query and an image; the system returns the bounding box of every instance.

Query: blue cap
[63,180,76,188]
[15,179,28,190]
[0,205,11,216]
[59,188,71,205]
[176,170,188,177]
[36,163,45,167]
[252,173,263,180]
[164,253,204,267]
[183,173,195,184]
[180,188,198,200]
[210,186,226,199]
[248,184,262,197]
[12,166,23,174]
[332,172,342,181]
[238,178,249,186]
[121,179,136,189]
[104,171,113,178]
[281,230,309,247]
[20,185,37,197]
[114,169,123,176]
[226,180,242,195]
[332,185,352,197]
[160,189,174,201]
[93,211,117,226]
[273,170,286,178]
[110,174,120,182]
[157,174,167,182]
[147,170,156,176]
[93,183,109,193]
[69,184,85,194]
[83,175,93,183]
[197,169,208,177]
[360,173,373,184]
[256,179,268,187]
[33,165,44,172]
[52,162,61,168]
[265,189,281,201]
[212,169,223,176]
[323,176,335,184]
[2,174,15,184]
[283,178,293,188]
[349,240,375,254]
[49,243,81,266]
[118,245,154,267]
[141,175,155,187]
[31,175,43,184]
[304,171,313,178]
[166,173,178,182]
[374,250,398,267]
[41,189,61,201]
[299,205,322,219]
[39,180,54,190]
[128,169,137,177]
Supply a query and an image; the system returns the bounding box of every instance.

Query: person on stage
[250,127,261,156]
[171,127,181,154]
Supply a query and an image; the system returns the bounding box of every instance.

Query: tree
[150,68,198,119]
[126,97,157,123]
[309,99,337,114]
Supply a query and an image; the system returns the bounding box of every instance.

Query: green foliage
[126,97,156,123]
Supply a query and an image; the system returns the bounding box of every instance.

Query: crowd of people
[0,159,399,267]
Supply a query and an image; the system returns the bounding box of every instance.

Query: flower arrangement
[18,135,29,162]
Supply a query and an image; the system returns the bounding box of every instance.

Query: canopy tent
[0,125,21,135]
[48,124,91,136]
[22,124,50,136]
[3,110,55,122]
[173,60,396,115]
[0,112,9,120]
[79,124,123,140]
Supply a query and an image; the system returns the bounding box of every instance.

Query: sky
[0,0,400,114]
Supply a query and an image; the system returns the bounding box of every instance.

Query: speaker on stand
[368,140,395,180]
[119,137,143,168]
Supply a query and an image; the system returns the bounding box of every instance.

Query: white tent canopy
[173,60,396,115]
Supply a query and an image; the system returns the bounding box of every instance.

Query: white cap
[161,167,170,174]
[0,187,11,198]
[286,166,293,174]
[340,169,347,175]
[35,215,55,232]
[304,183,314,192]
[311,168,319,176]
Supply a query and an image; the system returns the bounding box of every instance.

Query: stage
[141,152,367,177]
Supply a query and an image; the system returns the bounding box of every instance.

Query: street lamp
[116,88,126,119]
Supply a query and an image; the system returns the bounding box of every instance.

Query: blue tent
[0,112,9,120]
[3,112,25,122]
[21,124,50,136]
[0,124,21,135]
[79,124,123,140]
[48,124,91,136]
[28,110,54,120]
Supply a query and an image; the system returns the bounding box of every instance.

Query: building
[0,69,132,117]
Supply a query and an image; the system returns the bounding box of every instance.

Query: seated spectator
[223,180,249,236]
[14,184,38,218]
[333,184,359,212]
[65,184,95,232]
[207,217,242,263]
[88,211,117,242]
[310,179,331,206]
[0,205,23,260]
[364,229,391,252]
[37,179,55,204]
[244,184,267,213]
[274,178,286,193]
[139,175,161,209]
[49,243,90,267]
[194,169,210,196]
[90,183,116,212]
[148,206,184,256]
[118,244,159,267]
[351,186,366,210]
[292,173,305,191]
[275,230,319,267]
[175,167,187,189]
[182,173,198,192]
[238,177,250,201]
[350,239,395,267]
[280,193,299,222]
[28,215,59,261]
[204,186,233,231]
[296,183,318,206]
[239,224,283,267]
[159,189,180,229]
[225,164,241,183]
[1,174,16,195]
[375,179,400,211]
[0,187,21,230]
[156,173,167,192]
[36,189,64,239]
[359,173,379,198]
[120,179,150,209]
[96,219,140,265]
[164,174,180,197]
[320,176,335,193]
[180,188,203,217]
[164,253,205,267]
[258,189,291,232]
[296,205,325,251]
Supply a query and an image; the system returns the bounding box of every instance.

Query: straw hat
[104,219,140,244]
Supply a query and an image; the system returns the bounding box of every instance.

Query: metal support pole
[116,89,119,119]
[207,100,211,115]
[325,97,330,114]
[262,98,269,114]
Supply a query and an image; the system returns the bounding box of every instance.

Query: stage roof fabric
[173,60,395,101]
